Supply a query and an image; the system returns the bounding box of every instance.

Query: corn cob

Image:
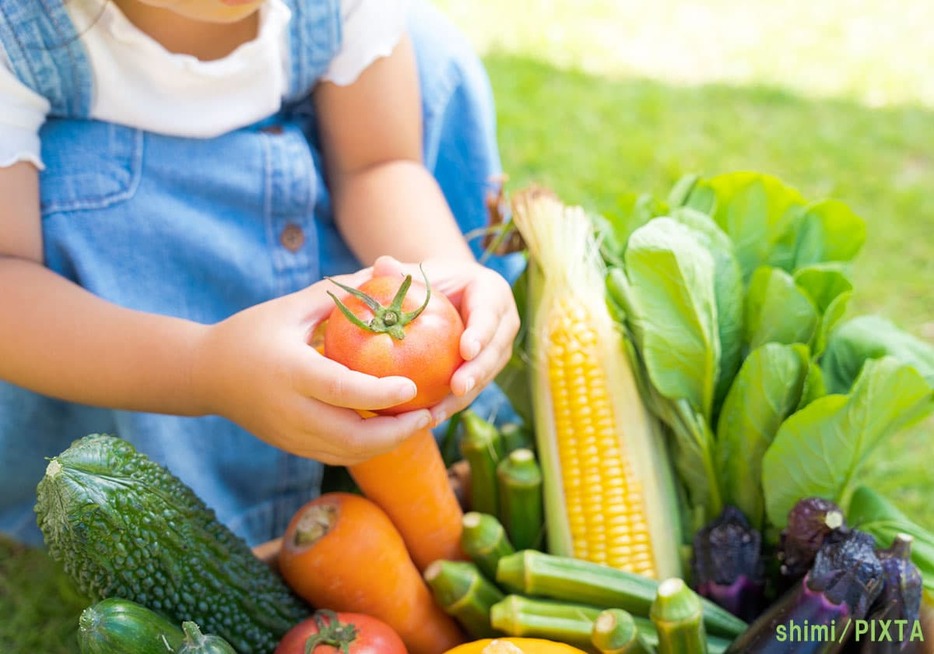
[510,191,681,579]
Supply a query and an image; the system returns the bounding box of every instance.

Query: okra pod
[496,448,544,551]
[424,560,505,638]
[591,608,653,654]
[490,594,731,654]
[460,409,507,516]
[461,511,517,582]
[499,422,535,453]
[490,595,601,650]
[650,578,708,654]
[495,550,747,638]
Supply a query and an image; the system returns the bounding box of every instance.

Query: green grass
[0,536,87,653]
[4,3,934,650]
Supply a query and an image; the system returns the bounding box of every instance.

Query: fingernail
[416,412,432,429]
[466,339,481,359]
[398,381,417,399]
[463,377,476,394]
[433,411,447,427]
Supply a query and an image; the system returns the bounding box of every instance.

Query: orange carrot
[348,425,469,571]
[278,492,466,654]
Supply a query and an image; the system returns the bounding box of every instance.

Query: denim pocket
[39,119,142,215]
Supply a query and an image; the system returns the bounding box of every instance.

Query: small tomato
[274,610,406,654]
[323,268,464,414]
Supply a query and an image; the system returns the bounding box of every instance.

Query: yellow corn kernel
[511,189,683,581]
[545,296,655,576]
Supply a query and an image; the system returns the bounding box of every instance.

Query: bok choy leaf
[762,356,934,528]
[715,343,810,530]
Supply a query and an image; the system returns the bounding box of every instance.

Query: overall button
[280,223,305,252]
[261,125,284,135]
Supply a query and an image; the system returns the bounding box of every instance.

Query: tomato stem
[303,610,359,654]
[326,265,432,341]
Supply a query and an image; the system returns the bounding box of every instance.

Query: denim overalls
[0,0,521,546]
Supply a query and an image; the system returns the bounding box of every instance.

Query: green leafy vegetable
[715,343,810,529]
[617,217,721,421]
[743,266,819,351]
[823,314,934,394]
[762,356,934,528]
[791,199,866,269]
[669,207,745,413]
[792,264,854,356]
[682,172,807,279]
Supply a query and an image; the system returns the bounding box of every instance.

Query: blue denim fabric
[0,0,522,546]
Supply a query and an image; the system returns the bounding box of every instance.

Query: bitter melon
[35,433,310,654]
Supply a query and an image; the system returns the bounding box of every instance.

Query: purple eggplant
[858,534,923,653]
[725,530,884,654]
[779,497,848,579]
[692,505,766,621]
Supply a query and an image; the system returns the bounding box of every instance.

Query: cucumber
[35,434,309,654]
[77,597,184,654]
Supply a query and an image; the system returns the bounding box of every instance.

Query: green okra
[460,511,517,582]
[496,448,544,551]
[489,594,730,654]
[490,595,602,650]
[591,608,654,654]
[649,578,708,654]
[499,422,535,453]
[495,550,747,639]
[460,409,507,516]
[424,559,505,639]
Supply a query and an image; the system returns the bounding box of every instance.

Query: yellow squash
[444,637,587,654]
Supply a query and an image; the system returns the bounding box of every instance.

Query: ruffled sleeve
[322,0,412,86]
[0,53,50,169]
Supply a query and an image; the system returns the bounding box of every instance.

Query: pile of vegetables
[28,170,934,654]
[490,172,934,650]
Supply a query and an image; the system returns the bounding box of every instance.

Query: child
[0,0,521,546]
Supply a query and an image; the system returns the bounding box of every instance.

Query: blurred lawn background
[3,1,933,652]
[434,0,934,526]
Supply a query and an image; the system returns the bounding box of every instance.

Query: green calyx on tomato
[302,610,358,654]
[326,266,431,341]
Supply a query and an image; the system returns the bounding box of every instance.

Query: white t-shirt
[0,0,410,169]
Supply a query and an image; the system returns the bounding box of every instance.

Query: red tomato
[323,272,464,415]
[274,611,406,654]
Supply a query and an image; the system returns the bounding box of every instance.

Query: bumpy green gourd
[35,434,310,654]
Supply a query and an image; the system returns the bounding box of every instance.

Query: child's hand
[370,255,521,425]
[191,269,433,465]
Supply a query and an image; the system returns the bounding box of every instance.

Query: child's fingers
[370,255,406,279]
[295,351,417,411]
[450,317,516,394]
[292,402,431,465]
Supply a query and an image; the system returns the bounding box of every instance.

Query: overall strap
[283,0,342,101]
[0,0,92,118]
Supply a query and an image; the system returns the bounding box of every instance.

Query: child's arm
[314,35,520,423]
[0,162,207,415]
[314,34,474,265]
[0,162,430,464]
